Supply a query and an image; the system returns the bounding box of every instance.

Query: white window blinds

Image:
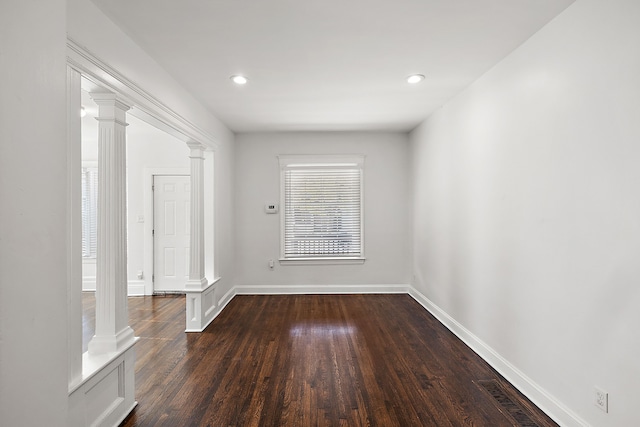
[280,155,364,260]
[81,167,98,258]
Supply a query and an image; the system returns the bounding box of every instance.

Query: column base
[87,325,136,355]
[185,279,218,332]
[185,277,208,291]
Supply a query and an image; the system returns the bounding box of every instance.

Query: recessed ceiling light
[230,75,248,85]
[407,74,425,84]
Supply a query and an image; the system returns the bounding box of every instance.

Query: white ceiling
[91,0,575,133]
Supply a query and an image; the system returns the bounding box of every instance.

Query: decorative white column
[186,141,208,290]
[88,93,135,354]
[68,91,137,427]
[184,141,218,332]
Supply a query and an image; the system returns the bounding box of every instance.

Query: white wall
[235,132,411,290]
[212,130,236,297]
[0,1,69,426]
[409,0,640,425]
[127,115,190,293]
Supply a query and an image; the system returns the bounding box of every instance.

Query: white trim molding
[66,39,219,150]
[407,286,587,427]
[67,65,84,392]
[235,284,408,295]
[279,258,366,266]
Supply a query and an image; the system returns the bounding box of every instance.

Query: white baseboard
[127,280,145,296]
[407,286,586,427]
[82,279,147,296]
[235,283,409,295]
[185,286,237,333]
[83,277,96,291]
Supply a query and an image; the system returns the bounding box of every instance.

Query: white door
[153,175,190,292]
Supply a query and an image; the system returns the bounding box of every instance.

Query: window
[279,155,365,263]
[81,167,98,258]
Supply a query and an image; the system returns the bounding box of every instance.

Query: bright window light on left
[231,75,248,85]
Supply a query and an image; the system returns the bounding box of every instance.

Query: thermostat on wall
[265,203,278,214]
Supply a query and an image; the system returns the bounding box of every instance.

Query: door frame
[143,167,189,295]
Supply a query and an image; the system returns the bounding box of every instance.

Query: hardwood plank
[82,293,558,426]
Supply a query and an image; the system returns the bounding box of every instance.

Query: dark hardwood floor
[82,293,558,426]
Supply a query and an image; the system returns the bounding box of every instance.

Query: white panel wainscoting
[68,342,137,427]
[184,277,220,332]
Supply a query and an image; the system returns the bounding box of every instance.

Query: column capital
[88,92,132,111]
[187,141,206,158]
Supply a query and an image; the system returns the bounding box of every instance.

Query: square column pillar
[186,141,208,290]
[88,93,135,354]
[185,141,217,332]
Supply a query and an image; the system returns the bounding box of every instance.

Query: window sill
[279,257,366,266]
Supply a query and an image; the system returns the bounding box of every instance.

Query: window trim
[278,154,365,265]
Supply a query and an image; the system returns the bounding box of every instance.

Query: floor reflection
[289,323,357,337]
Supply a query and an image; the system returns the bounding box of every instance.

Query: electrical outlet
[594,387,608,413]
[268,259,275,270]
